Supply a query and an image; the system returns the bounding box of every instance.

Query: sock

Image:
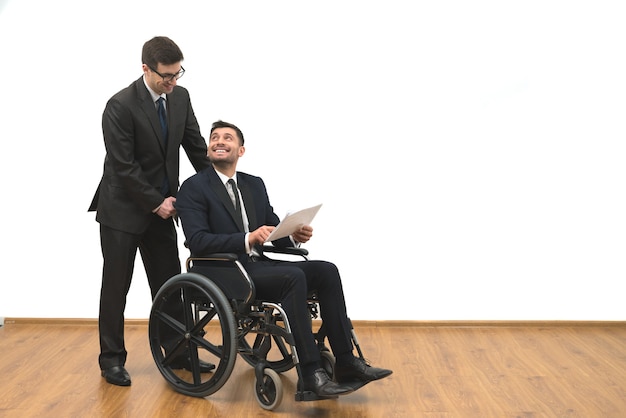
[301,361,322,378]
[336,352,356,366]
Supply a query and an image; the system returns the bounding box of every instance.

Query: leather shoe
[101,365,131,386]
[302,368,353,397]
[170,357,216,373]
[335,357,392,384]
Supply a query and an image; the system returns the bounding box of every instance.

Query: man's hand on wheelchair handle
[154,196,177,219]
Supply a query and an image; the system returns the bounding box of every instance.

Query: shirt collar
[143,75,166,103]
[215,169,237,186]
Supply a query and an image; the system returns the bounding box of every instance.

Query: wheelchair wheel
[149,272,237,398]
[238,314,295,373]
[254,368,283,410]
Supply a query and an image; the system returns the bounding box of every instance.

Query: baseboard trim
[3,318,625,328]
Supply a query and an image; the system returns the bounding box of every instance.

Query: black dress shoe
[302,368,354,397]
[101,366,131,386]
[170,357,216,373]
[334,357,392,384]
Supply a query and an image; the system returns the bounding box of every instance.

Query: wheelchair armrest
[262,245,309,257]
[190,253,239,261]
[186,253,238,271]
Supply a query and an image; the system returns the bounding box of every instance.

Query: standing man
[89,36,212,386]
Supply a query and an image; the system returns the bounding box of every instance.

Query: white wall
[0,0,624,320]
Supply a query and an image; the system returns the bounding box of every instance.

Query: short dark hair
[211,120,245,145]
[141,36,184,69]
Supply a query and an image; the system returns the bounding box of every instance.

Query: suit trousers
[244,259,354,367]
[98,217,181,370]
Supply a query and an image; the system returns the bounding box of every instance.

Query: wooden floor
[0,320,625,417]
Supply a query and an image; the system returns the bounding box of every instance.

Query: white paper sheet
[265,204,323,242]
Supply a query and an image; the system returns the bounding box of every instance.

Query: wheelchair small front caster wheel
[254,368,283,410]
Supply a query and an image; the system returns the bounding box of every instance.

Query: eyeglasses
[149,66,185,82]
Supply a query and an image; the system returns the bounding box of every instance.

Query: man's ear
[238,146,246,157]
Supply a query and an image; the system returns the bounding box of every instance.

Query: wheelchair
[148,245,365,410]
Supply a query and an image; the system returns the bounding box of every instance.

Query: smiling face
[208,127,245,174]
[143,62,183,95]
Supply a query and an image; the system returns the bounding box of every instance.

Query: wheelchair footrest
[294,390,339,402]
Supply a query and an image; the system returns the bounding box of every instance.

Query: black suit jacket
[89,77,211,234]
[176,166,293,262]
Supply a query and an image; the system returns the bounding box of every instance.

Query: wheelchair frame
[148,246,360,410]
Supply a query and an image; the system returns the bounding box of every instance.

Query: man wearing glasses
[89,36,212,386]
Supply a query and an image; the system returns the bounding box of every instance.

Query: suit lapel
[166,90,185,146]
[237,174,264,255]
[207,169,245,232]
[137,79,167,153]
[237,175,258,230]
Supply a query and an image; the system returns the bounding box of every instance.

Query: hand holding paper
[265,204,322,242]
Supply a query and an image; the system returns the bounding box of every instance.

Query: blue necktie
[156,97,168,144]
[157,97,170,195]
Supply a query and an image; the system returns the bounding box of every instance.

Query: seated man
[175,120,392,398]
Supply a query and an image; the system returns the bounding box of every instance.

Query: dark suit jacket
[175,166,293,262]
[89,77,211,234]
